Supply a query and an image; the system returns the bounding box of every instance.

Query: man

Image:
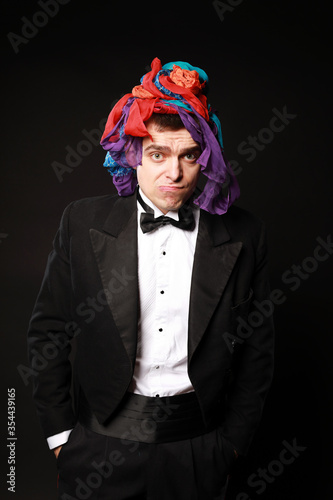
[28,57,274,500]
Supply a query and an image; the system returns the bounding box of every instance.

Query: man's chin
[158,197,184,213]
[153,188,194,213]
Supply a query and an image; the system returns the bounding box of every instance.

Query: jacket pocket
[229,289,254,350]
[231,289,253,325]
[56,422,80,469]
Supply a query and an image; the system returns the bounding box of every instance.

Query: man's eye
[152,153,163,160]
[184,154,197,161]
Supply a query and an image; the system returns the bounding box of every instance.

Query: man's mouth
[159,186,183,192]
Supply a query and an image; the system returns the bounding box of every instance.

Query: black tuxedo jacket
[28,192,274,456]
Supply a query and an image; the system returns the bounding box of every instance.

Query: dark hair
[145,112,185,131]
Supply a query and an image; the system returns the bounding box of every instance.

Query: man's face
[136,121,201,214]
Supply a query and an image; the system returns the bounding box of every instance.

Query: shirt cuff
[47,429,73,450]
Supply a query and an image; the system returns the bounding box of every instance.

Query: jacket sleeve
[27,203,77,439]
[222,223,275,456]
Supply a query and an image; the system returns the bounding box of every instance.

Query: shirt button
[155,365,160,370]
[160,290,164,294]
[159,328,163,332]
[162,251,166,255]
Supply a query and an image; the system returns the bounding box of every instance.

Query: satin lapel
[188,210,243,361]
[89,195,138,366]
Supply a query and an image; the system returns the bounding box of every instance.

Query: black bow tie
[137,191,195,234]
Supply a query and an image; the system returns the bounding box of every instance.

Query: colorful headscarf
[100,57,239,214]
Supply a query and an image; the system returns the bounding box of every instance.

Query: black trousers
[57,422,235,500]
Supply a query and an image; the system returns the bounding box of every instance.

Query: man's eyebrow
[143,144,171,154]
[143,144,201,155]
[181,146,201,155]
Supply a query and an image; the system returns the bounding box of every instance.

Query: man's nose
[166,157,182,182]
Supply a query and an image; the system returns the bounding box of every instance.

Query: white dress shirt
[47,189,200,449]
[129,188,200,396]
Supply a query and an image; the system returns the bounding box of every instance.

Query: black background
[1,1,332,498]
